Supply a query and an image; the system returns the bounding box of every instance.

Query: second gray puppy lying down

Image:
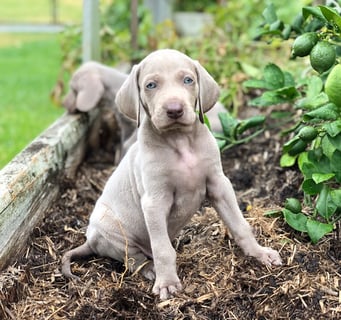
[62,62,136,164]
[62,49,282,300]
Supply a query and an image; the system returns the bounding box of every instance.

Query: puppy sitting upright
[62,49,281,300]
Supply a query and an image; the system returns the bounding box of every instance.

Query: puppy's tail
[61,242,94,280]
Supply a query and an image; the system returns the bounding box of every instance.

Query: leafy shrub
[245,3,341,243]
[55,0,276,150]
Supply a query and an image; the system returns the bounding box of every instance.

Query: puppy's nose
[166,102,184,119]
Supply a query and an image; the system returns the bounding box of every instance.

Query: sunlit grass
[0,0,82,24]
[0,1,82,168]
[0,33,57,48]
[0,34,65,168]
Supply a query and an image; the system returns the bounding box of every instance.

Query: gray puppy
[62,49,282,300]
[63,61,136,164]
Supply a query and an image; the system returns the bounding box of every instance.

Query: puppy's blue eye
[146,82,157,89]
[184,76,193,85]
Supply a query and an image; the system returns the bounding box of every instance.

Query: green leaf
[282,24,292,40]
[292,13,304,32]
[283,71,296,87]
[302,178,323,195]
[251,86,300,107]
[302,6,326,22]
[250,91,282,107]
[264,209,282,217]
[323,120,341,138]
[306,219,334,244]
[298,152,308,172]
[330,150,341,183]
[308,151,332,174]
[304,103,339,121]
[203,114,211,131]
[243,79,272,90]
[301,162,314,179]
[306,76,323,98]
[330,189,341,208]
[270,20,283,31]
[237,115,265,135]
[213,132,230,142]
[283,209,308,232]
[263,63,285,90]
[328,133,341,151]
[319,5,341,30]
[316,185,337,219]
[254,29,283,38]
[216,139,227,150]
[280,153,297,167]
[263,3,278,24]
[312,173,335,184]
[218,112,238,138]
[321,135,336,159]
[275,86,300,100]
[296,92,329,110]
[300,150,333,184]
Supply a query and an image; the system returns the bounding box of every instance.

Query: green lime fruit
[310,41,336,73]
[288,139,307,156]
[325,64,341,108]
[292,32,318,57]
[298,126,318,142]
[285,198,302,214]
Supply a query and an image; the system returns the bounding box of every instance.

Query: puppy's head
[115,49,220,131]
[63,63,105,113]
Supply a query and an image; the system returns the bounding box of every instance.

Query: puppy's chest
[170,149,206,190]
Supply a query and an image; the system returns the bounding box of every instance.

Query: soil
[0,113,340,319]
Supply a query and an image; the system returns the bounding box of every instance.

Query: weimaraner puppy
[63,61,136,163]
[62,49,282,300]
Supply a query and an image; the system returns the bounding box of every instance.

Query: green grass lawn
[0,34,66,167]
[0,1,82,168]
[0,0,82,24]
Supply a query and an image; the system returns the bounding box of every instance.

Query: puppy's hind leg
[61,242,94,280]
[126,250,155,281]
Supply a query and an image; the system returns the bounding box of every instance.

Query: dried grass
[1,131,340,319]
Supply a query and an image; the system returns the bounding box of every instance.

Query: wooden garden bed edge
[0,110,99,269]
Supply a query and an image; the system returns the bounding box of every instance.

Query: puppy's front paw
[253,246,282,266]
[152,276,182,300]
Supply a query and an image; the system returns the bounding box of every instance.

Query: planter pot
[173,12,213,37]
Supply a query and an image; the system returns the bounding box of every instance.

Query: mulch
[0,125,340,320]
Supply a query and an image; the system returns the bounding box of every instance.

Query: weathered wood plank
[0,111,98,269]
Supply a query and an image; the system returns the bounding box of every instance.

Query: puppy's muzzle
[166,101,184,119]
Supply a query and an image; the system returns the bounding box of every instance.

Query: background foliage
[245,2,341,242]
[58,0,305,110]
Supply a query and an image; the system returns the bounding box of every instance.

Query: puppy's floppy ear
[115,64,142,127]
[194,61,220,123]
[75,73,105,112]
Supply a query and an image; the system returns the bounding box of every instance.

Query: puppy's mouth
[152,114,197,132]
